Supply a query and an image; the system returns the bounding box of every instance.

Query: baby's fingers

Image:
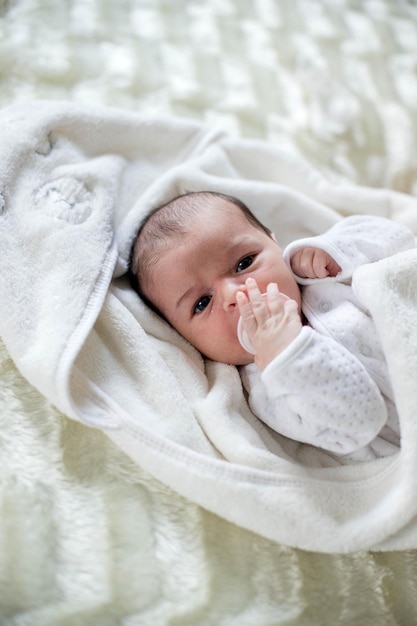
[237,289,258,331]
[245,278,269,323]
[284,298,300,318]
[265,282,284,316]
[290,248,312,277]
[236,290,250,319]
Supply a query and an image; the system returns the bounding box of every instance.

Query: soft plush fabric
[2,97,417,555]
[2,0,417,623]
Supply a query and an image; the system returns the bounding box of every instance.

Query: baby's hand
[237,278,302,371]
[290,247,341,279]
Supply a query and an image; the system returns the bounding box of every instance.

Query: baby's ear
[270,232,283,253]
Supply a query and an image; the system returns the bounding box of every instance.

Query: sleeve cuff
[261,325,314,384]
[283,238,354,285]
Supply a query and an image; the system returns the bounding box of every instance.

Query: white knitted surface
[1,0,417,623]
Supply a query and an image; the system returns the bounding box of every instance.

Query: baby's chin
[216,352,255,367]
[236,353,256,366]
[201,340,255,366]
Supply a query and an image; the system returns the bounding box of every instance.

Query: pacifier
[237,292,289,354]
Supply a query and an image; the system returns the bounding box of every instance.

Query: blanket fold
[2,99,417,552]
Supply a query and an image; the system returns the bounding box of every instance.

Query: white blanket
[2,98,417,553]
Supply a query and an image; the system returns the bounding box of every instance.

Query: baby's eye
[236,256,254,272]
[193,295,212,314]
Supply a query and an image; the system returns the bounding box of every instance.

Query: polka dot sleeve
[243,326,388,455]
[283,215,415,285]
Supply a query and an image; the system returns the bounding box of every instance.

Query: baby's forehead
[141,197,249,261]
[187,197,244,224]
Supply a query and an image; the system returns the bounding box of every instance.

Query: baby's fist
[290,247,341,279]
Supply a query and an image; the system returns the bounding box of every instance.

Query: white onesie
[240,215,415,461]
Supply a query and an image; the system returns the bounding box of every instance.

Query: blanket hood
[2,99,417,553]
[0,99,221,420]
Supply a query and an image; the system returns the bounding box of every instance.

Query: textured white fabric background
[1,0,417,623]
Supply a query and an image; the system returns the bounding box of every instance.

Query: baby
[129,191,415,460]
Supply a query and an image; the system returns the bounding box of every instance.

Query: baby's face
[144,201,301,365]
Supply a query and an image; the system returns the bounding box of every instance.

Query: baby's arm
[285,215,415,283]
[243,327,388,454]
[237,278,302,371]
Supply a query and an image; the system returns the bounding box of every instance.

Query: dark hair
[128,191,271,310]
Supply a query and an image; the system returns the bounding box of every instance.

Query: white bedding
[2,0,417,623]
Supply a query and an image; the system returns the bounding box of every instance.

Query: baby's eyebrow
[176,285,196,310]
[229,234,256,248]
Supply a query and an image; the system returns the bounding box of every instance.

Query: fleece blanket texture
[3,0,417,623]
[2,98,417,555]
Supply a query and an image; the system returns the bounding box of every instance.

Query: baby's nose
[221,279,246,310]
